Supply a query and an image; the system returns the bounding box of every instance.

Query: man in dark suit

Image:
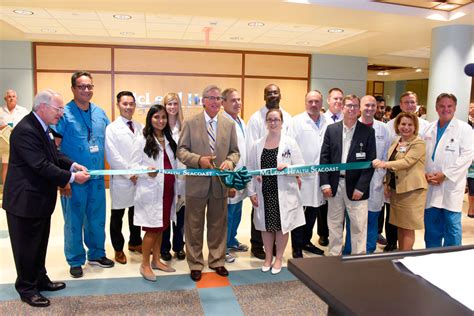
[3,90,90,307]
[178,85,240,282]
[320,94,376,256]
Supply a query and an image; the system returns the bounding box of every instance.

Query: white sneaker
[225,253,235,263]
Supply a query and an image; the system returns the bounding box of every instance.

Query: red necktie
[127,121,134,133]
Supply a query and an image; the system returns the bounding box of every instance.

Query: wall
[310,54,367,104]
[34,43,311,123]
[0,40,34,109]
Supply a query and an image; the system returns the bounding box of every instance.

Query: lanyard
[76,103,93,141]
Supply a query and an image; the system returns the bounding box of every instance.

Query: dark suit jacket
[2,112,73,218]
[319,120,376,201]
[178,111,240,199]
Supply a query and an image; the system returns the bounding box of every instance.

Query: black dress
[261,147,282,232]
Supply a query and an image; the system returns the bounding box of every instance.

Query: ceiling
[1,0,473,81]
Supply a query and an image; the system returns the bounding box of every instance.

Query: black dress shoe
[318,236,329,247]
[210,266,229,277]
[190,270,202,282]
[384,244,397,252]
[38,281,66,292]
[251,248,266,260]
[176,250,186,260]
[303,243,325,256]
[161,252,172,261]
[292,248,303,258]
[21,294,50,307]
[70,266,83,278]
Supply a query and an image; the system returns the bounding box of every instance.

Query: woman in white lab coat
[248,108,305,275]
[160,93,187,261]
[131,104,177,282]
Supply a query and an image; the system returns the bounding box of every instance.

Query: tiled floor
[1,191,473,312]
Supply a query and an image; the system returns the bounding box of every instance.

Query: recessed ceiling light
[415,68,423,73]
[209,21,218,26]
[285,0,310,4]
[328,28,344,33]
[377,71,389,76]
[296,41,310,45]
[120,31,135,36]
[435,3,459,11]
[113,14,132,20]
[248,21,265,27]
[13,9,34,15]
[229,36,244,40]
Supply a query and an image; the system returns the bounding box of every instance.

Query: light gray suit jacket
[178,111,240,199]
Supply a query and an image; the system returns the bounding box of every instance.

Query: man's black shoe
[318,236,329,247]
[38,281,66,292]
[21,294,50,307]
[161,252,172,261]
[251,248,266,260]
[384,244,397,252]
[303,243,325,256]
[69,266,83,278]
[292,248,303,258]
[176,250,186,260]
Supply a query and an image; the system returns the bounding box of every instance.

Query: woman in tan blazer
[373,112,427,250]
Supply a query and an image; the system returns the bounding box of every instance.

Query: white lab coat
[365,120,390,211]
[287,112,329,207]
[245,106,292,155]
[223,112,247,204]
[423,118,474,212]
[105,116,143,209]
[131,135,177,227]
[247,135,305,234]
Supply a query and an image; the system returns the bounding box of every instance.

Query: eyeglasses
[47,103,65,114]
[344,104,360,109]
[266,118,281,123]
[204,96,222,102]
[75,84,94,91]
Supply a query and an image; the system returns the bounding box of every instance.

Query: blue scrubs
[54,100,109,267]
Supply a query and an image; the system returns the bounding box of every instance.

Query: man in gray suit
[178,85,240,281]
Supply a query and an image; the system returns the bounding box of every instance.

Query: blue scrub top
[53,100,110,171]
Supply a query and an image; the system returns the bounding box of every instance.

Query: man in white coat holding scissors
[105,91,143,264]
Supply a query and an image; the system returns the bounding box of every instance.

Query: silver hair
[202,85,221,98]
[33,89,62,112]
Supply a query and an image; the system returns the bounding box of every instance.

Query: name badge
[445,145,455,153]
[48,132,54,140]
[356,152,366,159]
[399,146,407,153]
[89,145,99,153]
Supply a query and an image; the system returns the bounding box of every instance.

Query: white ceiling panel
[11,17,64,28]
[251,36,291,44]
[68,28,109,37]
[145,14,192,24]
[25,26,71,35]
[147,31,184,39]
[97,11,146,22]
[58,20,105,29]
[45,9,100,20]
[147,23,188,32]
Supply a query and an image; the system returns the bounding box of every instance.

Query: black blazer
[3,112,73,218]
[319,120,376,201]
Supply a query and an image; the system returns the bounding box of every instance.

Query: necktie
[207,119,216,153]
[332,114,338,122]
[127,121,135,133]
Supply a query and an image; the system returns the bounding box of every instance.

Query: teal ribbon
[89,161,373,190]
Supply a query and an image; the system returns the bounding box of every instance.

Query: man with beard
[246,84,292,259]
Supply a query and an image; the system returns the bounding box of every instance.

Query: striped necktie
[207,119,216,153]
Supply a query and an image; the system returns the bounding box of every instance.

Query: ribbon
[88,161,373,190]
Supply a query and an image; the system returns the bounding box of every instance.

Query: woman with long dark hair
[131,104,178,281]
